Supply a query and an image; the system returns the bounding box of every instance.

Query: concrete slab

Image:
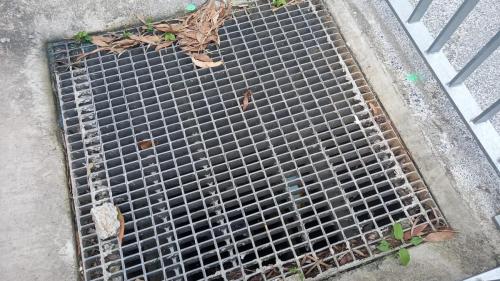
[1,0,498,280]
[0,0,202,280]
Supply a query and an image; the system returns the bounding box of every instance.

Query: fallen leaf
[137,139,157,150]
[154,23,183,33]
[116,207,125,245]
[196,31,205,43]
[130,34,161,45]
[404,223,428,240]
[191,53,212,62]
[424,230,456,242]
[352,248,367,257]
[112,39,138,48]
[241,89,253,111]
[191,56,223,68]
[155,41,174,52]
[91,35,114,47]
[338,253,353,266]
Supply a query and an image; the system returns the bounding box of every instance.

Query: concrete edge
[323,0,500,260]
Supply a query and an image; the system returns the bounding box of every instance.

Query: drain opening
[48,0,444,280]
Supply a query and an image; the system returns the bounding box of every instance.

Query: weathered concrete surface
[0,0,201,280]
[316,0,500,280]
[1,0,499,280]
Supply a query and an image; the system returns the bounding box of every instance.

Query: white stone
[90,203,120,240]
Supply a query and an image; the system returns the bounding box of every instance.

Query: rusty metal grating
[48,1,445,280]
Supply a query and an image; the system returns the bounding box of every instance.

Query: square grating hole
[48,0,445,280]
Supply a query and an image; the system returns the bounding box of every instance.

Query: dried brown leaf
[178,30,198,40]
[196,31,205,43]
[155,41,174,52]
[116,207,125,245]
[206,34,219,45]
[112,39,138,48]
[404,223,428,241]
[241,89,252,111]
[138,139,157,150]
[368,101,382,116]
[130,35,161,45]
[191,56,223,68]
[154,23,183,33]
[338,253,353,266]
[352,248,367,258]
[191,53,212,62]
[424,229,456,242]
[91,35,114,47]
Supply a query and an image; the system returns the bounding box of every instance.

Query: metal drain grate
[48,1,445,280]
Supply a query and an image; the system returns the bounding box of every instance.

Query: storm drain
[48,0,445,280]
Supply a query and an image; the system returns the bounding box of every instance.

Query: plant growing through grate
[48,0,445,280]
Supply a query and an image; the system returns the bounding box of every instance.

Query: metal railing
[385,0,500,175]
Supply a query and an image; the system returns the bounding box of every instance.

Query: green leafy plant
[122,31,132,39]
[164,32,176,41]
[74,31,91,43]
[272,0,287,8]
[377,240,390,252]
[375,222,424,266]
[398,248,410,266]
[146,17,154,32]
[393,222,404,241]
[410,236,423,246]
[288,266,305,281]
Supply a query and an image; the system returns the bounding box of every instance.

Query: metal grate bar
[407,0,432,23]
[47,1,444,280]
[427,0,479,53]
[449,31,500,87]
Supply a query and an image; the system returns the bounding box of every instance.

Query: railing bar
[472,99,500,124]
[427,0,479,53]
[449,31,500,86]
[408,0,432,23]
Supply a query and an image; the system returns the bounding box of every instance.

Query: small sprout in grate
[410,236,423,246]
[164,32,176,41]
[122,31,132,39]
[272,0,287,8]
[74,31,91,43]
[377,240,390,252]
[145,17,154,32]
[393,222,404,241]
[288,265,305,281]
[398,248,410,266]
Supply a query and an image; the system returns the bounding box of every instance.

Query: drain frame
[48,1,445,280]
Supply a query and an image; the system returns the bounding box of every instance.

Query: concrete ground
[0,0,201,280]
[0,0,498,280]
